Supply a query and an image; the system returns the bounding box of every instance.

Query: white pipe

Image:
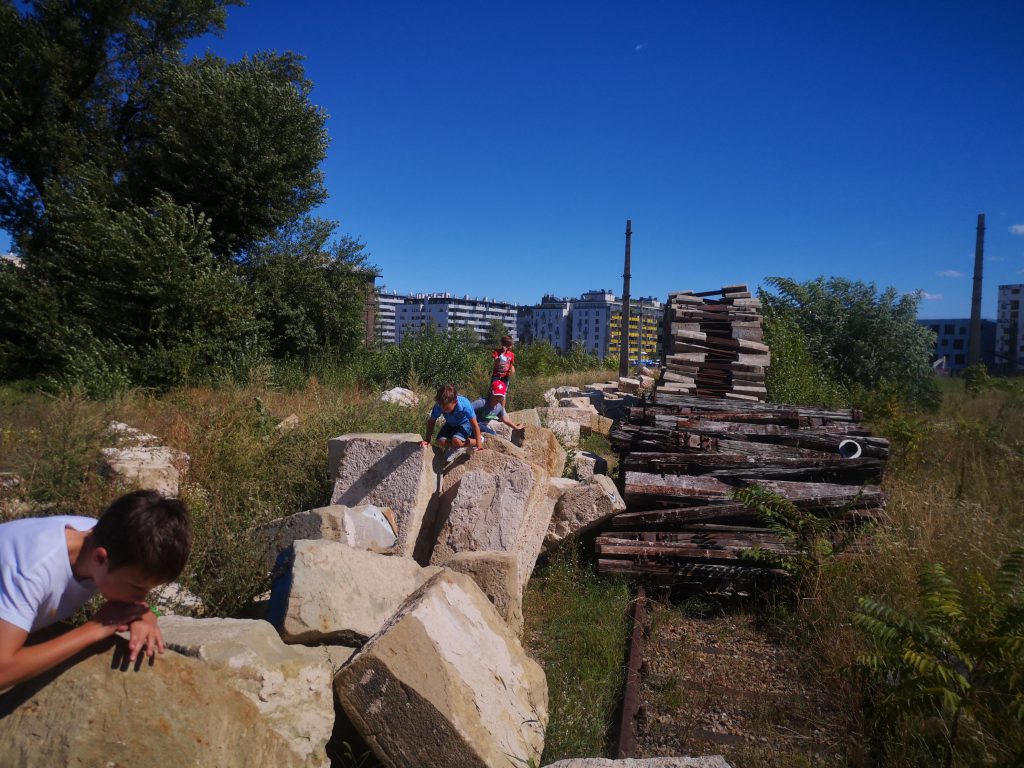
[838,439,863,459]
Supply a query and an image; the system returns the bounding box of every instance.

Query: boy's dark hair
[435,384,458,405]
[500,335,513,348]
[90,490,192,582]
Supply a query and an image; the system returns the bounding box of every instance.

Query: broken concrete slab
[380,387,419,407]
[571,451,609,480]
[335,570,548,768]
[510,423,565,476]
[156,616,336,767]
[540,406,612,436]
[148,581,204,617]
[558,396,595,409]
[275,414,300,432]
[98,445,190,497]
[269,539,441,646]
[506,407,543,428]
[433,450,553,589]
[327,433,435,558]
[546,418,582,447]
[441,551,523,635]
[106,420,161,446]
[618,376,641,394]
[545,474,626,550]
[0,639,308,768]
[255,504,398,569]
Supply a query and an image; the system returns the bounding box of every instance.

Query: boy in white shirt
[0,490,192,688]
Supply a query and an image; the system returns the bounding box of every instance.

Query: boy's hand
[88,601,149,639]
[128,609,164,663]
[515,423,525,430]
[420,440,430,447]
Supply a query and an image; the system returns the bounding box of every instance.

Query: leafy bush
[761,276,939,409]
[2,190,262,390]
[762,312,849,407]
[854,550,1024,767]
[363,326,483,392]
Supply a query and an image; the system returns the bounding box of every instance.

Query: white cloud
[1009,224,1024,235]
[921,292,943,300]
[634,43,648,51]
[1018,267,1024,275]
[937,270,963,278]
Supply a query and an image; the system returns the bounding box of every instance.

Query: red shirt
[491,348,515,378]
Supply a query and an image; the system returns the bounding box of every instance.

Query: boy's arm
[421,416,437,446]
[0,602,147,689]
[127,608,165,663]
[500,412,524,430]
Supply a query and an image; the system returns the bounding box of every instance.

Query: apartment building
[517,295,573,350]
[996,284,1024,371]
[394,293,518,343]
[917,318,996,372]
[517,289,663,361]
[374,289,411,345]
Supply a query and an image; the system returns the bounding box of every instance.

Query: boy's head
[499,335,513,350]
[87,490,192,601]
[435,384,459,414]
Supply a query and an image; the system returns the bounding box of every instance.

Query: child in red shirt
[491,335,516,388]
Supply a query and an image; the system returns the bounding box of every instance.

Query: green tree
[245,218,374,362]
[760,276,938,408]
[0,1,326,258]
[0,188,261,389]
[483,319,511,350]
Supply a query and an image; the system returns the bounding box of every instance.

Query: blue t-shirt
[430,396,477,428]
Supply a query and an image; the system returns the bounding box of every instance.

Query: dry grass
[770,379,1024,765]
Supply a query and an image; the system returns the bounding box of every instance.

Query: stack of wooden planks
[599,391,889,591]
[662,285,768,402]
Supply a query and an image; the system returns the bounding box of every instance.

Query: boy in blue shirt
[421,384,486,460]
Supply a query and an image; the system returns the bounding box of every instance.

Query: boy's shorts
[438,421,473,443]
[479,422,497,435]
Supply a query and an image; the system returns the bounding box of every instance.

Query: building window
[954,354,965,365]
[944,324,954,335]
[953,339,963,350]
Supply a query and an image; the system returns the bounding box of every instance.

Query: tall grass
[0,365,611,617]
[775,378,1024,765]
[523,546,631,763]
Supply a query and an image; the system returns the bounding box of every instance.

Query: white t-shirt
[0,515,97,632]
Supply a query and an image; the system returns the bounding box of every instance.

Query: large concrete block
[335,570,548,768]
[433,450,553,589]
[0,639,308,768]
[327,433,435,558]
[506,408,543,428]
[98,445,189,497]
[255,504,398,569]
[441,551,523,635]
[541,406,612,436]
[269,539,441,645]
[545,474,626,549]
[546,418,581,447]
[514,423,566,476]
[571,451,609,480]
[157,616,336,767]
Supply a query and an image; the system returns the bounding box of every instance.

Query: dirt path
[634,603,856,767]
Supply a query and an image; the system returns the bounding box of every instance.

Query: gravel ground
[635,603,855,768]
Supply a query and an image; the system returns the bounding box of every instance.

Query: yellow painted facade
[607,310,660,361]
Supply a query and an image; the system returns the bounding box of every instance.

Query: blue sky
[4,1,1023,318]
